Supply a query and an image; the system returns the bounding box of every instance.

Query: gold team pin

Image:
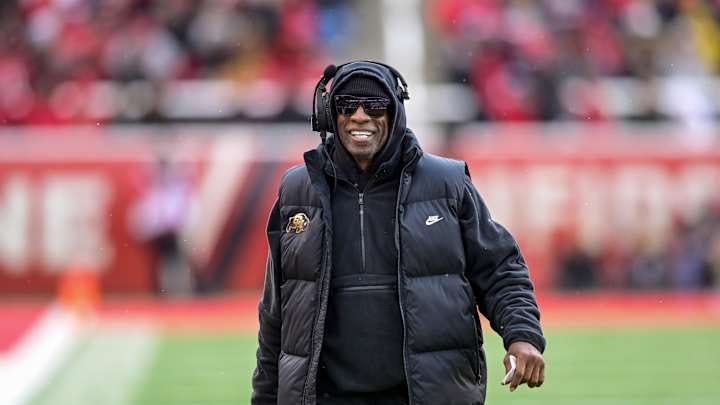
[286,213,309,233]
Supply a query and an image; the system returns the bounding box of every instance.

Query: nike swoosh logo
[425,216,444,226]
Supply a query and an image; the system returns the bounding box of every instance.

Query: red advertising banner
[0,127,314,294]
[0,136,158,293]
[451,125,720,289]
[1,125,718,293]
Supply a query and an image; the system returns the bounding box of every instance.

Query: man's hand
[503,341,545,392]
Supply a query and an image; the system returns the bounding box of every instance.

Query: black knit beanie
[334,75,390,99]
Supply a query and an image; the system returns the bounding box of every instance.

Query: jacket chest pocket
[399,198,465,277]
[279,206,324,281]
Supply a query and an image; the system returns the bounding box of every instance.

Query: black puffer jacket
[252,62,545,405]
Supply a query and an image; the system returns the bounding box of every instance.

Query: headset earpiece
[311,64,338,138]
[396,76,410,101]
[397,83,410,101]
[319,89,332,132]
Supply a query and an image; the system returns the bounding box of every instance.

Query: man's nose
[350,106,371,122]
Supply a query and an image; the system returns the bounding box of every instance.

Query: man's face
[335,103,390,170]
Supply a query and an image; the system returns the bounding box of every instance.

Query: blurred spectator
[129,156,193,296]
[627,231,670,289]
[429,0,720,123]
[558,243,598,290]
[596,236,631,289]
[552,228,599,289]
[699,203,720,288]
[668,217,709,289]
[706,231,720,288]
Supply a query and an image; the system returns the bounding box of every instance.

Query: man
[252,61,545,405]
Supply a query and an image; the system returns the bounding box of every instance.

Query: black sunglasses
[334,95,390,118]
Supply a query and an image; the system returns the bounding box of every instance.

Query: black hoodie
[318,62,412,397]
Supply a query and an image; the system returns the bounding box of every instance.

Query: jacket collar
[304,129,423,187]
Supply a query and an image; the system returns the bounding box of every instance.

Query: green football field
[30,326,720,404]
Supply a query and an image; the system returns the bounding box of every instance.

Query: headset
[311,61,410,143]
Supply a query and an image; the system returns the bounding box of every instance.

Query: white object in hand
[501,355,517,385]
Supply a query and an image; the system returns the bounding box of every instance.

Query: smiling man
[333,86,390,171]
[252,61,546,405]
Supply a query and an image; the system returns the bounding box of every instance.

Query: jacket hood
[328,61,407,137]
[325,61,410,178]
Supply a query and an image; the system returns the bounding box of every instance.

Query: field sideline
[1,292,719,404]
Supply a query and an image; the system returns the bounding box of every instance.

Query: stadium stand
[427,0,720,123]
[0,0,356,124]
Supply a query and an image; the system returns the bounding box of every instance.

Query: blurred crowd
[0,0,354,124]
[557,203,720,290]
[429,0,720,124]
[2,0,719,125]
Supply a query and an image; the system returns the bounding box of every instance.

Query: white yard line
[29,323,158,405]
[0,305,79,405]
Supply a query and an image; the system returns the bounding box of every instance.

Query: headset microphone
[323,64,337,80]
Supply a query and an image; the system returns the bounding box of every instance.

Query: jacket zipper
[304,209,332,404]
[359,192,366,272]
[395,150,419,405]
